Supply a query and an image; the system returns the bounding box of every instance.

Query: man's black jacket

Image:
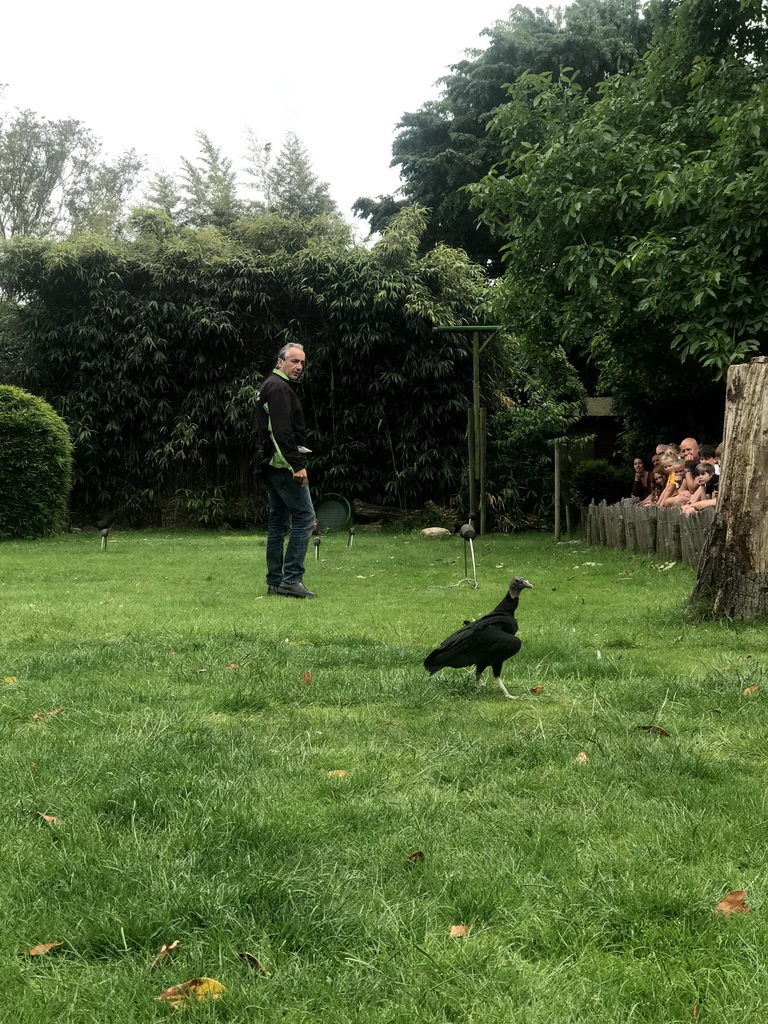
[255,370,308,472]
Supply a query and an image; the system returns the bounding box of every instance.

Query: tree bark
[691,356,768,621]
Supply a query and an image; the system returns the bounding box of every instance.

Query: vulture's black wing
[424,610,521,673]
[423,576,532,675]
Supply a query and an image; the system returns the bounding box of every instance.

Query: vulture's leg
[492,662,517,700]
[474,665,487,690]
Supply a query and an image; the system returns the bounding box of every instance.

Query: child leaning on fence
[682,462,719,514]
[658,459,693,507]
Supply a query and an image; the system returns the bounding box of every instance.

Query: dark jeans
[263,467,315,586]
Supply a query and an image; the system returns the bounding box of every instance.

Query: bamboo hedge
[0,210,486,524]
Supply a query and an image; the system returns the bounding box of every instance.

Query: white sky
[2,0,535,226]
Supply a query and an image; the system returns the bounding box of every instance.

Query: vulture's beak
[509,577,533,595]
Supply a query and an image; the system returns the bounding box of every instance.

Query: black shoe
[267,585,280,596]
[275,581,317,599]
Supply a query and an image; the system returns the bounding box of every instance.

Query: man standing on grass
[256,343,317,599]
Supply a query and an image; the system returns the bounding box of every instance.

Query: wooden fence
[583,502,715,566]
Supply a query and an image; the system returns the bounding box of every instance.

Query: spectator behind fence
[659,449,678,488]
[656,456,678,507]
[680,437,700,495]
[629,457,652,502]
[682,462,719,514]
[639,464,669,506]
[651,444,668,467]
[700,444,720,474]
[659,458,693,507]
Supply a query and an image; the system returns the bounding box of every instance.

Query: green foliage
[471,0,768,407]
[356,0,652,267]
[229,212,352,254]
[571,458,626,504]
[0,107,142,239]
[484,342,587,530]
[124,206,178,243]
[0,384,73,539]
[0,209,487,521]
[465,0,768,460]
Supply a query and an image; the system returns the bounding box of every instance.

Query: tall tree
[178,131,244,228]
[245,131,338,219]
[692,356,768,621]
[354,0,652,268]
[468,0,768,452]
[0,108,142,239]
[143,171,182,220]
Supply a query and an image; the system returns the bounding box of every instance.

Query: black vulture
[423,576,533,700]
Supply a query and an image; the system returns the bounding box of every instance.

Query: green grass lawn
[1,528,766,1023]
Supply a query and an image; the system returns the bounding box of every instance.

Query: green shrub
[0,385,73,539]
[571,458,626,506]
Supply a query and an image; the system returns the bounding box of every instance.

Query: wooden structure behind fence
[584,502,715,566]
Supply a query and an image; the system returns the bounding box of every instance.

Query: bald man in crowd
[680,437,700,496]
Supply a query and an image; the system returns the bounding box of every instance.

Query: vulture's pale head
[509,576,533,598]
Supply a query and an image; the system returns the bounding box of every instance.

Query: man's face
[278,347,306,381]
[681,439,699,461]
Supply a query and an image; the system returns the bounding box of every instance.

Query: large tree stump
[692,357,768,621]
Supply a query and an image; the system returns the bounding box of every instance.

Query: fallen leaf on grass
[35,812,58,825]
[742,685,759,697]
[327,770,347,777]
[3,676,17,683]
[227,663,239,670]
[714,891,749,915]
[449,923,469,938]
[237,952,271,975]
[26,941,63,957]
[150,940,180,971]
[31,707,63,722]
[301,671,312,686]
[637,724,671,737]
[574,750,590,765]
[693,1004,700,1020]
[405,850,425,867]
[529,685,545,695]
[155,977,226,1008]
[197,668,207,674]
[168,646,176,654]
